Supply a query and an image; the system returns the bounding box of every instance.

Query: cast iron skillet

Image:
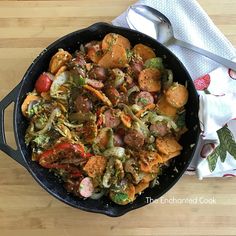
[0,22,200,217]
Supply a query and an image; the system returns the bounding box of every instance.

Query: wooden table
[0,1,235,235]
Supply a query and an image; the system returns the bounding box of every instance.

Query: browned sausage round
[75,52,86,67]
[113,134,124,147]
[135,91,154,107]
[130,60,143,78]
[75,95,93,113]
[124,129,145,149]
[104,86,120,105]
[149,123,170,137]
[89,66,108,81]
[86,78,104,89]
[104,109,121,128]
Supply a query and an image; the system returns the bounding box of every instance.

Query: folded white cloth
[112,0,236,178]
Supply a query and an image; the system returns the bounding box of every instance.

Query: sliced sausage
[75,95,93,113]
[86,78,104,89]
[149,123,170,137]
[89,66,108,81]
[138,68,161,92]
[104,109,121,128]
[165,83,189,108]
[79,177,94,198]
[124,75,135,89]
[104,86,120,105]
[113,134,124,147]
[124,129,145,149]
[75,52,86,67]
[135,91,154,107]
[130,60,144,78]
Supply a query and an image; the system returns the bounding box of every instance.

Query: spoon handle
[173,38,236,71]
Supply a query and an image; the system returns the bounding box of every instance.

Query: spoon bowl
[126,5,236,70]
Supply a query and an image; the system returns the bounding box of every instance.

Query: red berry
[35,72,53,93]
[194,74,211,90]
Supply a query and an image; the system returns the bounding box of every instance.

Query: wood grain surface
[0,1,236,235]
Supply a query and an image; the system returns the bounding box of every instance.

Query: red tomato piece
[35,72,53,93]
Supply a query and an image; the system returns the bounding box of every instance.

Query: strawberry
[194,74,211,90]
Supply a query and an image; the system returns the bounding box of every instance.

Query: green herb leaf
[144,57,164,70]
[71,74,86,87]
[218,125,236,160]
[113,192,129,203]
[126,49,133,61]
[207,146,219,172]
[219,148,227,162]
[32,134,50,147]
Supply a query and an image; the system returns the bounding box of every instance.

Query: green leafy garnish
[71,74,86,87]
[32,134,50,147]
[77,75,86,86]
[113,192,129,203]
[144,57,164,70]
[126,49,133,61]
[28,103,42,117]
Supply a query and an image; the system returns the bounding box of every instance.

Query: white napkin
[112,0,236,178]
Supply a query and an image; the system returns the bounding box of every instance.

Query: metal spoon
[126,5,236,71]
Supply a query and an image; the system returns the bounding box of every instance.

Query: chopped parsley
[113,192,129,203]
[144,57,164,70]
[71,74,86,87]
[126,49,133,61]
[28,102,42,117]
[32,134,50,147]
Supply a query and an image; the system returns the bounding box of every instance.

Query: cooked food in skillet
[22,33,188,205]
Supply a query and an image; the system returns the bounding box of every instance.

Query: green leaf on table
[206,125,236,172]
[219,147,227,162]
[218,125,236,160]
[207,146,220,172]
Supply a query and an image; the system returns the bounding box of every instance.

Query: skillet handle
[0,83,27,168]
